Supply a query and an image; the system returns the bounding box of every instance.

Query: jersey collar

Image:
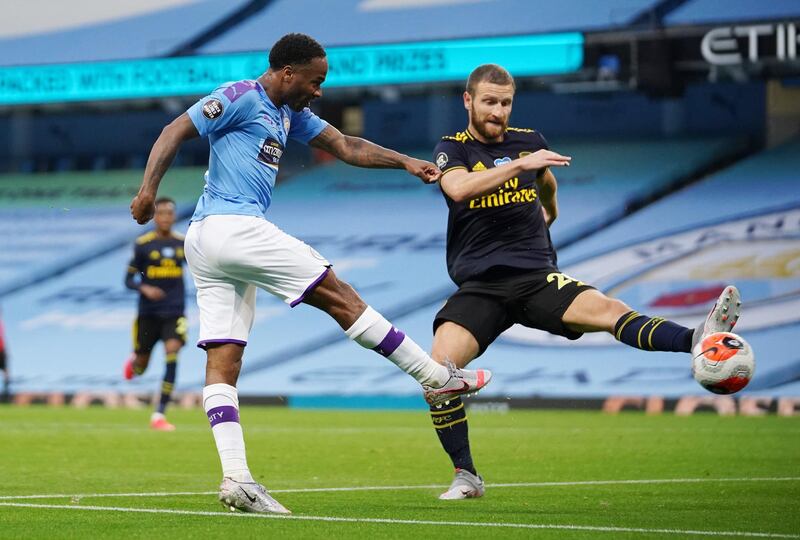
[466,126,507,145]
[255,80,280,112]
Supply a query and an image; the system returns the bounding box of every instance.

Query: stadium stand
[0,168,203,297]
[0,0,250,66]
[0,137,755,398]
[2,0,797,406]
[200,0,664,53]
[664,0,800,26]
[247,138,800,403]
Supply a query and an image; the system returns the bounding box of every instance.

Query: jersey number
[547,272,585,290]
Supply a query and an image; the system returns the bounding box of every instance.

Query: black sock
[157,353,178,414]
[430,397,476,475]
[614,311,693,353]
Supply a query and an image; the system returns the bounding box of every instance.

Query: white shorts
[184,214,331,349]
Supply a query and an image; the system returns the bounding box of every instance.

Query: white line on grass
[0,501,796,539]
[0,476,798,501]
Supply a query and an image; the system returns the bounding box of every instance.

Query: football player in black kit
[124,197,187,431]
[427,64,742,499]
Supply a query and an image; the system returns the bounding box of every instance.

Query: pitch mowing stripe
[0,476,798,501]
[0,502,796,538]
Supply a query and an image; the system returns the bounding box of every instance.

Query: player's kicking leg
[302,270,492,400]
[562,286,741,353]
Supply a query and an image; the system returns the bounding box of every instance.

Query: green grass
[0,405,798,539]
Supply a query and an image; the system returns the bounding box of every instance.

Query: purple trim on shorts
[372,327,406,357]
[289,266,331,308]
[197,339,247,350]
[207,405,239,427]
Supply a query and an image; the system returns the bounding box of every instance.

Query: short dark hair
[466,64,515,95]
[155,197,175,208]
[269,33,326,70]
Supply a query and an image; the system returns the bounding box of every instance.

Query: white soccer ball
[691,332,755,395]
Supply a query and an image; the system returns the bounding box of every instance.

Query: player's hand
[131,192,156,224]
[519,149,571,171]
[404,158,442,184]
[140,284,166,301]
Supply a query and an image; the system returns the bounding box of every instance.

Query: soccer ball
[691,332,755,395]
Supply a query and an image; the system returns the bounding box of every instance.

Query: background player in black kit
[427,64,743,499]
[124,197,187,431]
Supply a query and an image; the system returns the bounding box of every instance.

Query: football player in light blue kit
[130,33,491,514]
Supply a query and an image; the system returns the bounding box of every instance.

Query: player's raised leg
[302,270,491,398]
[429,321,484,500]
[562,286,741,352]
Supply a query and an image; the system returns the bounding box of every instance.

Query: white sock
[203,383,254,483]
[345,306,448,386]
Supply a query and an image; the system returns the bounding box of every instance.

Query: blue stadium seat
[201,0,663,53]
[0,0,250,66]
[0,136,762,401]
[665,0,800,26]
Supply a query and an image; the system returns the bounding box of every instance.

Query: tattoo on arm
[311,125,407,169]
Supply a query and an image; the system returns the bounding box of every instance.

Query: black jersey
[433,127,556,285]
[125,231,186,317]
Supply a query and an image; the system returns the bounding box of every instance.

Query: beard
[470,105,507,141]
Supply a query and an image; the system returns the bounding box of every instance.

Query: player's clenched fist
[519,149,571,171]
[131,192,156,224]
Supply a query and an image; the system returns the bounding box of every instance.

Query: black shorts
[133,315,187,354]
[434,267,595,357]
[0,349,6,370]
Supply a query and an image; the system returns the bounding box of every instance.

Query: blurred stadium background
[1,0,799,415]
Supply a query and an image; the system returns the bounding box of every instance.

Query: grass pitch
[0,405,798,539]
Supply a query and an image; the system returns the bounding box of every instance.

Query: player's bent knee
[607,297,632,318]
[305,270,366,326]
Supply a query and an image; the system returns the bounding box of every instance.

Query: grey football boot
[423,359,492,407]
[691,285,742,351]
[218,477,291,514]
[439,468,485,500]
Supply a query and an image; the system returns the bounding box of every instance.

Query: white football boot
[691,285,742,350]
[423,360,492,407]
[439,469,485,500]
[218,477,291,514]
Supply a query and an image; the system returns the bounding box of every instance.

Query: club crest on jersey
[202,98,224,120]
[282,113,291,133]
[494,156,512,167]
[436,152,448,170]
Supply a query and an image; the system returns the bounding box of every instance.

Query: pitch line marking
[0,476,798,501]
[0,502,796,538]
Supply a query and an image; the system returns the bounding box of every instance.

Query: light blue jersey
[187,80,328,221]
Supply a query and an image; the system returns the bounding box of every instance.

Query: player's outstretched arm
[441,149,570,202]
[131,113,199,224]
[310,125,440,183]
